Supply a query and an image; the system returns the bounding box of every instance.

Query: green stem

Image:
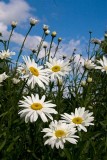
[53,41,60,58]
[48,37,54,60]
[16,25,32,65]
[7,28,14,50]
[36,32,45,60]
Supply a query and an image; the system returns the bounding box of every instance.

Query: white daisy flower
[0,72,9,83]
[0,49,15,59]
[22,56,49,89]
[61,107,94,132]
[42,120,79,149]
[95,56,107,73]
[84,59,95,69]
[46,57,70,81]
[18,94,57,123]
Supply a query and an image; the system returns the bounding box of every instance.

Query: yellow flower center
[104,66,107,71]
[55,130,66,138]
[29,67,39,76]
[31,103,43,110]
[51,65,61,72]
[72,117,83,124]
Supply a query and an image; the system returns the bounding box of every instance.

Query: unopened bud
[58,37,62,42]
[43,24,49,31]
[11,21,17,28]
[30,18,39,26]
[43,45,47,48]
[87,77,92,83]
[45,30,50,35]
[31,48,36,53]
[81,81,86,86]
[51,31,57,37]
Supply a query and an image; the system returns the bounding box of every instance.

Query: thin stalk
[36,32,45,59]
[48,37,54,60]
[16,25,32,65]
[52,41,60,58]
[7,28,14,50]
[87,32,92,59]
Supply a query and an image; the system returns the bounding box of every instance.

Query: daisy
[41,120,79,149]
[61,107,94,132]
[84,59,95,69]
[22,56,49,89]
[0,49,15,59]
[18,94,57,123]
[95,56,107,73]
[46,57,70,81]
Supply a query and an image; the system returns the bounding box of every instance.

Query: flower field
[0,20,107,160]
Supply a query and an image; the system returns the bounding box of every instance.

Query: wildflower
[46,57,70,81]
[0,49,15,59]
[61,107,94,132]
[11,21,17,28]
[0,72,9,83]
[41,120,79,149]
[43,24,49,31]
[22,56,49,89]
[84,59,95,69]
[51,31,57,37]
[12,78,20,84]
[95,56,107,73]
[18,94,57,123]
[30,18,39,26]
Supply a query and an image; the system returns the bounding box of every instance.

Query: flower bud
[43,45,47,48]
[45,30,50,35]
[81,81,86,86]
[11,21,17,28]
[31,48,36,53]
[58,37,62,42]
[43,24,49,31]
[87,77,92,83]
[30,18,39,26]
[51,31,57,37]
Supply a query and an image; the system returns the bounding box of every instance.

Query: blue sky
[28,0,107,40]
[0,0,107,57]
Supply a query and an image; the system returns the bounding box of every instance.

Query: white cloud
[0,0,32,25]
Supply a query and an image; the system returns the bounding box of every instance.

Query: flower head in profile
[95,56,107,73]
[18,94,57,123]
[22,56,49,89]
[0,49,15,59]
[42,120,79,149]
[61,107,94,132]
[84,59,95,69]
[46,57,70,81]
